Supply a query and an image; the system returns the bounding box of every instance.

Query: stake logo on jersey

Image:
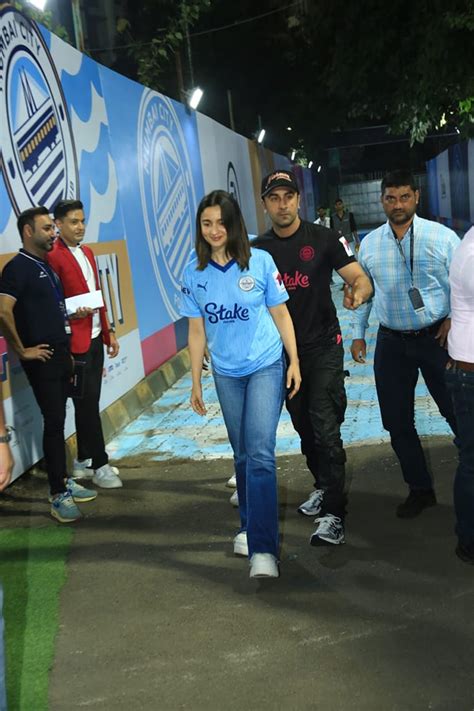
[339,236,354,257]
[204,302,250,324]
[279,271,310,290]
[299,245,315,262]
[238,275,255,292]
[137,91,197,320]
[227,161,242,206]
[273,269,287,293]
[0,7,79,215]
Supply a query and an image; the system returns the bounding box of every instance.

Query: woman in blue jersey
[180,190,301,579]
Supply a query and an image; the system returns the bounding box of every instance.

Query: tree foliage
[117,0,211,93]
[292,0,474,145]
[13,0,70,43]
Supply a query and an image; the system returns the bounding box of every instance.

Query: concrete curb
[64,348,190,467]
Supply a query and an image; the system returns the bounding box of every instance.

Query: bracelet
[0,426,12,444]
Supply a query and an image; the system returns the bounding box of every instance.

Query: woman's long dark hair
[195,190,250,271]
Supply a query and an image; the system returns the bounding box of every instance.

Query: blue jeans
[213,356,285,559]
[445,366,474,548]
[0,585,6,711]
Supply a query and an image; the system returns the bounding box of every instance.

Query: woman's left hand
[191,385,207,416]
[286,361,301,400]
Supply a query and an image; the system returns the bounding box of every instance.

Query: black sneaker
[396,489,437,519]
[455,542,474,565]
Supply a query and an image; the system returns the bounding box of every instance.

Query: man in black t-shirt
[253,171,372,545]
[0,206,97,523]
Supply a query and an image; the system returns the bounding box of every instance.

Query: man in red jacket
[49,200,122,488]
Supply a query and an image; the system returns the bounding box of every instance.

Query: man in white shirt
[314,206,330,228]
[445,226,474,565]
[50,200,122,489]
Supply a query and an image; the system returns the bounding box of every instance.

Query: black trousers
[22,343,72,496]
[286,335,347,517]
[374,327,457,491]
[73,336,108,470]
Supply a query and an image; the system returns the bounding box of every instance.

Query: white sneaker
[233,532,248,556]
[73,458,119,479]
[92,463,123,489]
[230,490,239,507]
[226,473,237,489]
[249,553,279,578]
[72,458,93,479]
[298,489,324,516]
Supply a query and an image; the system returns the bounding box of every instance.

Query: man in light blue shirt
[350,170,459,519]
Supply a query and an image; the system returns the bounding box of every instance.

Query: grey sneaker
[50,492,82,523]
[230,490,239,507]
[298,489,324,516]
[310,514,345,546]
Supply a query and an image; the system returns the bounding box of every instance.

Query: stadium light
[257,128,266,144]
[291,149,296,161]
[188,87,203,110]
[308,160,313,169]
[317,165,322,173]
[28,0,48,8]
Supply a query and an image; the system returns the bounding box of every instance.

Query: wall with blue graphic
[0,7,316,478]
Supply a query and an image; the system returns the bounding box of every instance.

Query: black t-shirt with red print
[252,220,356,352]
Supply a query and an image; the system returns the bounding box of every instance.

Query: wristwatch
[108,327,115,334]
[0,427,12,443]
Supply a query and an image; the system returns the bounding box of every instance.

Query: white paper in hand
[65,290,104,316]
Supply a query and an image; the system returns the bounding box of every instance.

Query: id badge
[408,287,425,313]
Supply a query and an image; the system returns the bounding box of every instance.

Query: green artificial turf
[0,527,73,710]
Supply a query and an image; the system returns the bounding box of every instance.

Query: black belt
[379,317,446,339]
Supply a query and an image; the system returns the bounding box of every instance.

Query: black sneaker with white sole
[298,489,324,516]
[310,514,345,546]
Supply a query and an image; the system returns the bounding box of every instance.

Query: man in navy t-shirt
[253,170,372,546]
[0,207,96,523]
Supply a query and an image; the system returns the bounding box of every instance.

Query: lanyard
[392,222,414,285]
[20,251,71,332]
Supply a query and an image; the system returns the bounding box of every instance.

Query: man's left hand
[107,333,120,358]
[435,318,451,348]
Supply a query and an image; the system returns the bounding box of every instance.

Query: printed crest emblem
[137,91,197,320]
[299,245,315,262]
[238,275,255,292]
[0,7,79,214]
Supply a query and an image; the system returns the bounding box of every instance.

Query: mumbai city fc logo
[227,161,241,205]
[137,91,197,320]
[0,8,79,214]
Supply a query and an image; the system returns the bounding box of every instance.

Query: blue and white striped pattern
[351,215,460,339]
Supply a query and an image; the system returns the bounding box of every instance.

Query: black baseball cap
[261,170,300,198]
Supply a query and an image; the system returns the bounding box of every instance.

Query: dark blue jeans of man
[374,328,457,491]
[213,356,285,560]
[285,335,347,518]
[445,366,474,549]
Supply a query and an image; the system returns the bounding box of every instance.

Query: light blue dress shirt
[351,214,460,339]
